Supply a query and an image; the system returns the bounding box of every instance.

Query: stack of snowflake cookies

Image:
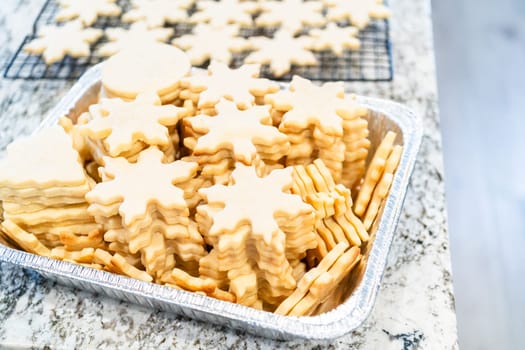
[0,44,402,315]
[24,0,390,77]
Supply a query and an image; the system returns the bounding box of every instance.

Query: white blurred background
[432,0,525,349]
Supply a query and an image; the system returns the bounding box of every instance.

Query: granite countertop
[0,0,458,348]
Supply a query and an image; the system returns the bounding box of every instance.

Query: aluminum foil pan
[0,64,422,340]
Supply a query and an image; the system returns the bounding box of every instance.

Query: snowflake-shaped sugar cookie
[256,0,325,35]
[24,21,102,64]
[199,164,313,244]
[172,25,251,65]
[306,23,360,56]
[86,147,198,225]
[81,92,187,156]
[56,0,121,26]
[190,0,258,27]
[186,99,288,164]
[266,75,357,136]
[97,22,173,57]
[181,61,279,109]
[245,30,316,77]
[325,0,391,29]
[123,0,191,28]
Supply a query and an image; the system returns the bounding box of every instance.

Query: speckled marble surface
[0,0,458,348]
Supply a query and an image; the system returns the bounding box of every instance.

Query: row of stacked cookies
[24,0,389,76]
[0,44,402,315]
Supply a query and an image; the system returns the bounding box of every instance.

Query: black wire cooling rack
[3,0,393,81]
